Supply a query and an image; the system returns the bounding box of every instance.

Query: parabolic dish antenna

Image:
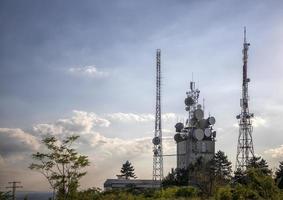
[152,136,160,145]
[175,122,184,132]
[194,109,204,120]
[194,128,204,141]
[199,119,209,129]
[174,133,184,143]
[208,116,216,125]
[185,97,195,106]
[204,128,211,137]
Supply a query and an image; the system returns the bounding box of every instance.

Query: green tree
[275,161,283,189]
[233,168,247,185]
[248,156,272,176]
[231,168,283,200]
[29,135,90,200]
[119,160,137,179]
[212,150,232,184]
[162,168,189,187]
[0,191,12,200]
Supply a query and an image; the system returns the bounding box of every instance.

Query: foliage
[74,187,202,200]
[212,150,232,184]
[119,160,137,179]
[245,168,282,199]
[162,168,189,187]
[188,157,214,195]
[215,186,232,200]
[225,168,283,200]
[232,168,247,185]
[29,135,90,200]
[175,187,199,198]
[275,161,283,189]
[232,184,261,200]
[247,156,272,176]
[0,191,12,200]
[76,188,101,200]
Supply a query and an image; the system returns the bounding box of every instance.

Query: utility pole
[152,49,164,181]
[6,181,23,200]
[235,27,255,170]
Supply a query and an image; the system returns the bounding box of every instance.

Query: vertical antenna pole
[153,49,164,182]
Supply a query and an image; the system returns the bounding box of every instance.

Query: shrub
[175,186,199,198]
[215,186,232,200]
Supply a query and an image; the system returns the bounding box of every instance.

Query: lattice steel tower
[236,28,255,170]
[152,49,163,181]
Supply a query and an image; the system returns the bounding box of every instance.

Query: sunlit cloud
[264,145,283,158]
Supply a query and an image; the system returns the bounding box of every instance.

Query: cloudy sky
[1,0,283,191]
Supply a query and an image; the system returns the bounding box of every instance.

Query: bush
[231,184,260,200]
[215,186,232,200]
[175,187,199,198]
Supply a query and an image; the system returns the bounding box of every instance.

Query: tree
[29,135,90,200]
[162,168,189,187]
[0,191,12,200]
[119,160,137,179]
[275,161,283,189]
[247,156,271,176]
[212,150,232,184]
[233,168,247,185]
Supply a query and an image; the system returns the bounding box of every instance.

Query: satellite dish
[199,119,209,129]
[197,104,202,109]
[185,97,195,106]
[212,131,216,138]
[194,128,204,141]
[194,109,204,120]
[204,128,211,137]
[175,122,184,132]
[174,133,184,143]
[208,116,216,125]
[152,137,160,145]
[153,149,158,155]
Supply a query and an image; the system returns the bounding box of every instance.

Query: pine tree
[212,150,232,184]
[275,161,283,189]
[119,160,137,179]
[248,156,271,176]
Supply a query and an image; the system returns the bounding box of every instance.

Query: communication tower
[174,81,216,170]
[152,49,163,181]
[235,28,255,170]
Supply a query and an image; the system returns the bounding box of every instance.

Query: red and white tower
[235,28,255,170]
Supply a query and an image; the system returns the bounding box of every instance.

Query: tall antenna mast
[235,27,255,170]
[152,49,163,181]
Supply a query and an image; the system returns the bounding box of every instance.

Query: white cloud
[232,116,267,128]
[252,116,267,128]
[264,145,283,158]
[106,113,154,122]
[106,112,177,123]
[33,110,110,135]
[0,128,40,157]
[90,133,152,160]
[69,65,108,77]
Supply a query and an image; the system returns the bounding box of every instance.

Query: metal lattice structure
[152,49,163,181]
[235,28,255,170]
